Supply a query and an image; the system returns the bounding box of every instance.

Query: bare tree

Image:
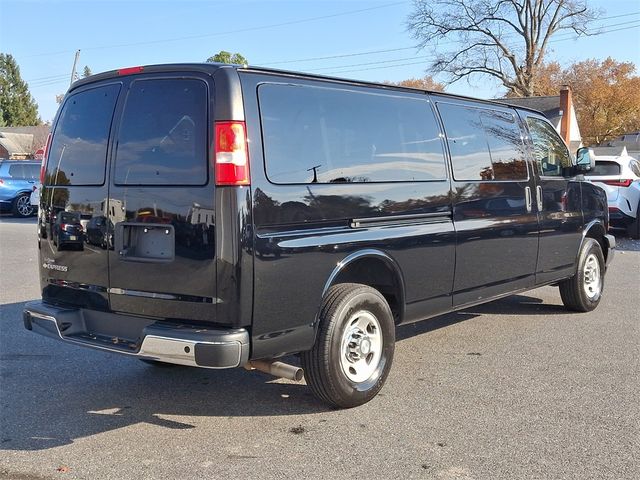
[407,0,598,96]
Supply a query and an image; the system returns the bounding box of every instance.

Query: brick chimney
[559,85,572,144]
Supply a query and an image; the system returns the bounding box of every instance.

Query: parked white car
[586,152,640,239]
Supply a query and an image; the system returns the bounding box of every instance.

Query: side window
[24,164,40,179]
[258,84,447,183]
[114,79,208,186]
[8,164,25,178]
[629,159,640,177]
[45,84,120,186]
[526,117,572,177]
[437,103,528,181]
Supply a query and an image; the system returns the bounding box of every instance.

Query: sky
[1,0,639,123]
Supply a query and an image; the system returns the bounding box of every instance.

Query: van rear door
[40,82,121,310]
[107,73,217,321]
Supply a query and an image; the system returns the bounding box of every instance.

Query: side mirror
[576,147,595,172]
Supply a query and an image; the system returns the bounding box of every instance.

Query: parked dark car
[0,160,39,217]
[52,211,84,249]
[85,215,113,249]
[24,63,614,408]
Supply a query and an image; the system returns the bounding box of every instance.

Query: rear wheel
[626,201,640,239]
[559,238,605,312]
[12,193,34,217]
[301,283,395,408]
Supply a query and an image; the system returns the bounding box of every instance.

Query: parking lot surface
[1,216,638,480]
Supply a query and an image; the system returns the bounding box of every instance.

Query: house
[0,125,50,159]
[602,131,639,161]
[494,86,582,151]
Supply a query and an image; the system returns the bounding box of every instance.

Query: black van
[24,63,615,408]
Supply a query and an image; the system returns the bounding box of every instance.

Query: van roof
[70,62,545,118]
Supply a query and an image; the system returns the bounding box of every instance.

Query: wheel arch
[581,219,609,264]
[321,249,406,325]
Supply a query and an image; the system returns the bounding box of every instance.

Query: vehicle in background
[0,160,39,217]
[85,215,113,249]
[586,154,640,239]
[52,211,84,249]
[30,184,40,207]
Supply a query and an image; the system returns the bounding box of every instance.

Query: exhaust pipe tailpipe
[246,360,304,381]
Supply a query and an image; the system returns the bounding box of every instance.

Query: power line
[322,22,640,75]
[20,1,407,58]
[257,11,640,66]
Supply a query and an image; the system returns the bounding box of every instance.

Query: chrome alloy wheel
[340,310,383,383]
[583,253,601,299]
[16,195,33,216]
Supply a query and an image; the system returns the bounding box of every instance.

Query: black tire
[559,238,605,312]
[626,202,640,239]
[301,283,395,408]
[12,193,34,217]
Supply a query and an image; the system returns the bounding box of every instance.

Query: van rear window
[114,79,208,186]
[45,84,120,186]
[258,84,447,184]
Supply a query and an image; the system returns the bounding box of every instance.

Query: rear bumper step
[23,301,249,369]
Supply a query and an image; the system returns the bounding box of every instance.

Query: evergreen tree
[82,65,92,78]
[0,53,40,126]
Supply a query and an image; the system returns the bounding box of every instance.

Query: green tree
[82,65,92,78]
[0,53,40,126]
[206,51,248,65]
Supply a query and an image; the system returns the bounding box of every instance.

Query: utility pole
[70,49,81,87]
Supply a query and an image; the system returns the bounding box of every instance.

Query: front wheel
[559,238,605,312]
[301,283,395,408]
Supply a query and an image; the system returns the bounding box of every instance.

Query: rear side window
[259,84,447,183]
[630,159,640,177]
[45,84,120,186]
[437,103,528,181]
[591,161,621,176]
[114,79,208,186]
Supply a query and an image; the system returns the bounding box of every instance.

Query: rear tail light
[60,223,67,230]
[118,66,144,76]
[214,121,250,186]
[602,179,633,187]
[40,133,52,184]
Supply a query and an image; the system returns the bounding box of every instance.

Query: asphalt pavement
[1,215,638,480]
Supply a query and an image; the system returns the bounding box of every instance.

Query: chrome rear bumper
[23,301,249,369]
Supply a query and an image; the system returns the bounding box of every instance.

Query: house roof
[493,95,562,125]
[0,125,50,152]
[0,132,33,155]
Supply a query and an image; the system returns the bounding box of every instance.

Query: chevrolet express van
[24,63,614,407]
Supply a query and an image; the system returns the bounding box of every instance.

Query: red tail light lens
[602,179,633,187]
[118,66,144,76]
[214,121,250,186]
[40,133,52,184]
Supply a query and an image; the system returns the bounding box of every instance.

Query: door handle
[525,186,532,213]
[536,185,543,211]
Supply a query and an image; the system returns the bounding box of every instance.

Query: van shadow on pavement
[1,294,566,451]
